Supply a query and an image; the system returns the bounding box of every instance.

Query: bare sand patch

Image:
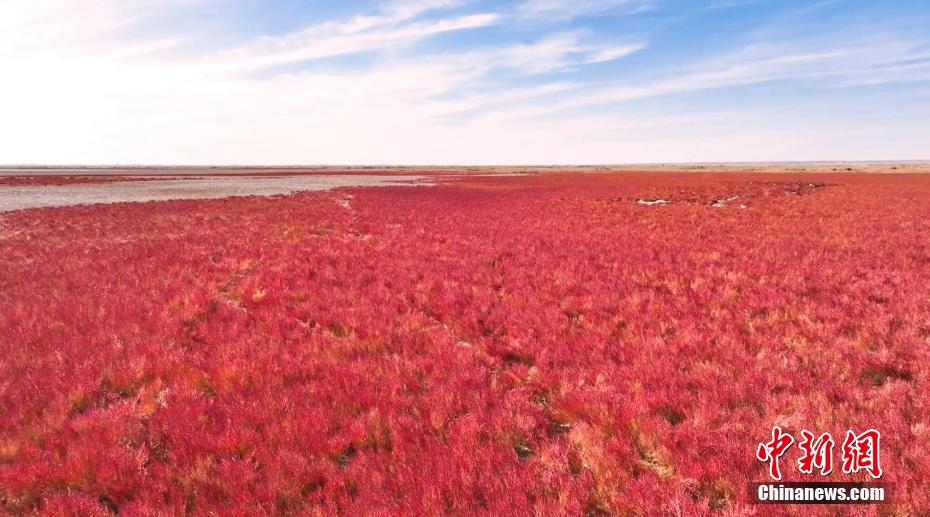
[0,175,427,212]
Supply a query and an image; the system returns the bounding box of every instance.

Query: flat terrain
[2,161,927,211]
[1,168,928,514]
[0,175,427,212]
[2,161,930,176]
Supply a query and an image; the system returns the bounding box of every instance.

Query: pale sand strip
[0,175,427,212]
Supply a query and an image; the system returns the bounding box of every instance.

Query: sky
[1,0,929,165]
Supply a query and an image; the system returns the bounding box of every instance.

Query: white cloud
[195,0,494,72]
[705,0,769,9]
[0,0,217,54]
[211,13,500,72]
[493,32,644,73]
[477,37,930,122]
[519,0,653,20]
[382,0,468,20]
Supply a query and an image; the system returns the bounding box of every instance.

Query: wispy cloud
[494,32,644,73]
[211,13,499,72]
[519,0,654,20]
[476,34,930,122]
[705,0,770,10]
[0,0,218,54]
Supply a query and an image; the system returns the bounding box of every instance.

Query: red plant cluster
[1,172,929,515]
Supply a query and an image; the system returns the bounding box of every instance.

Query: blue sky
[1,0,928,164]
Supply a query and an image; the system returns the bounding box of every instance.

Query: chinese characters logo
[757,427,882,480]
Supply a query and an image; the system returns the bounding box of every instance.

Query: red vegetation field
[1,172,929,515]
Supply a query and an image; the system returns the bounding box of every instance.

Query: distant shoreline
[2,161,929,176]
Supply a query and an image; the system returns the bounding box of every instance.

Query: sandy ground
[0,175,426,212]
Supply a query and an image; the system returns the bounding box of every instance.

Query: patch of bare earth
[0,175,428,212]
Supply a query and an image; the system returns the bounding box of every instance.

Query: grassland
[1,167,928,514]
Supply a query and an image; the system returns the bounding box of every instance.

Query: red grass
[1,172,929,514]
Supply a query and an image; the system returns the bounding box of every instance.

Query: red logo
[798,430,835,475]
[756,426,795,480]
[757,428,882,480]
[841,429,882,479]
